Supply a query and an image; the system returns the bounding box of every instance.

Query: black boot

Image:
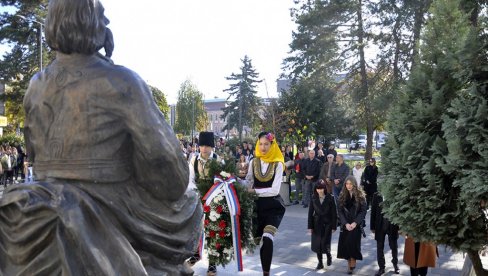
[326,253,332,266]
[315,262,324,270]
[316,253,324,269]
[206,264,217,276]
[375,268,385,276]
[393,264,400,274]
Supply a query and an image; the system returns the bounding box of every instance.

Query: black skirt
[254,195,286,237]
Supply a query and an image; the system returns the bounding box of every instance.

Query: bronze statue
[0,0,202,275]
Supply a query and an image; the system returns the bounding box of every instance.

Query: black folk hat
[199,132,215,147]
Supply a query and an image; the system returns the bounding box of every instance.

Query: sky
[100,0,297,104]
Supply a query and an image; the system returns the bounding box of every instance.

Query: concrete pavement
[1,183,485,275]
[192,202,485,275]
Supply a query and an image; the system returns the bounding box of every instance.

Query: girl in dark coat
[337,176,367,274]
[363,158,378,209]
[308,179,337,270]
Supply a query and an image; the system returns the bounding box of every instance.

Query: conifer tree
[381,0,488,274]
[221,56,262,142]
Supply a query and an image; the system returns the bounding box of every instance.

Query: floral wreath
[196,158,256,269]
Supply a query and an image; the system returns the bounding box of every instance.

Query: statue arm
[118,74,188,201]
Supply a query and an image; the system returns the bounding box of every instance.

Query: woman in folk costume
[245,132,286,276]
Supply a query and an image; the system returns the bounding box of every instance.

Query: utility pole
[238,82,243,144]
[191,96,195,145]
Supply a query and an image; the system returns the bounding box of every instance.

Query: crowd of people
[0,143,27,187]
[183,134,438,276]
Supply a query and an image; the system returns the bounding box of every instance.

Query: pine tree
[221,56,262,142]
[381,0,488,274]
[0,0,51,133]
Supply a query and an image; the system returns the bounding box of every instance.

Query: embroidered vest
[193,153,218,180]
[253,157,277,189]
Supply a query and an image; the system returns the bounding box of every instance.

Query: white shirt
[353,167,364,186]
[245,159,283,197]
[187,151,224,191]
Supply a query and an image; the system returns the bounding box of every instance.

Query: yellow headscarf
[254,133,284,165]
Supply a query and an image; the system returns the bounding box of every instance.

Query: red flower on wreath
[265,132,275,142]
[218,220,226,229]
[204,219,210,226]
[215,242,221,250]
[209,230,216,238]
[216,205,223,214]
[219,230,226,238]
[203,205,210,213]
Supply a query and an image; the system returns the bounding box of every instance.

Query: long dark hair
[338,176,366,207]
[45,0,107,54]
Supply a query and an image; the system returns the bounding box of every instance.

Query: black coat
[363,165,378,194]
[307,194,337,253]
[370,192,399,241]
[337,195,367,260]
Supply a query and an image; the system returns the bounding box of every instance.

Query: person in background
[301,150,322,208]
[363,158,379,209]
[331,154,350,201]
[317,149,326,163]
[246,132,286,276]
[285,145,294,161]
[325,145,337,160]
[308,179,337,270]
[237,153,249,180]
[371,192,400,275]
[319,154,335,195]
[352,162,364,190]
[337,176,367,274]
[293,151,305,205]
[403,236,438,276]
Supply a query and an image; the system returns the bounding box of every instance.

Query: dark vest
[253,157,277,189]
[193,153,218,180]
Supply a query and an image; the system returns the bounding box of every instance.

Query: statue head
[45,0,108,55]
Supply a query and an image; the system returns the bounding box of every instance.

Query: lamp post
[15,15,44,71]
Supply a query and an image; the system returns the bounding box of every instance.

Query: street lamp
[15,15,44,71]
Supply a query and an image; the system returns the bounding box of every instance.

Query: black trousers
[376,231,398,269]
[410,242,428,276]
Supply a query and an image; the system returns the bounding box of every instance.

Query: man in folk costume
[187,131,221,275]
[246,132,286,276]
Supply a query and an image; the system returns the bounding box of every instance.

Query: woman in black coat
[308,180,337,270]
[337,176,367,274]
[363,157,378,209]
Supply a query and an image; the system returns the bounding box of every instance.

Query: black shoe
[316,262,324,270]
[186,256,199,267]
[375,268,385,276]
[207,264,217,276]
[303,204,308,208]
[393,264,400,274]
[347,267,353,274]
[326,254,332,266]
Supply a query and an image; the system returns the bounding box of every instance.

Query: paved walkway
[1,183,486,275]
[193,202,486,275]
